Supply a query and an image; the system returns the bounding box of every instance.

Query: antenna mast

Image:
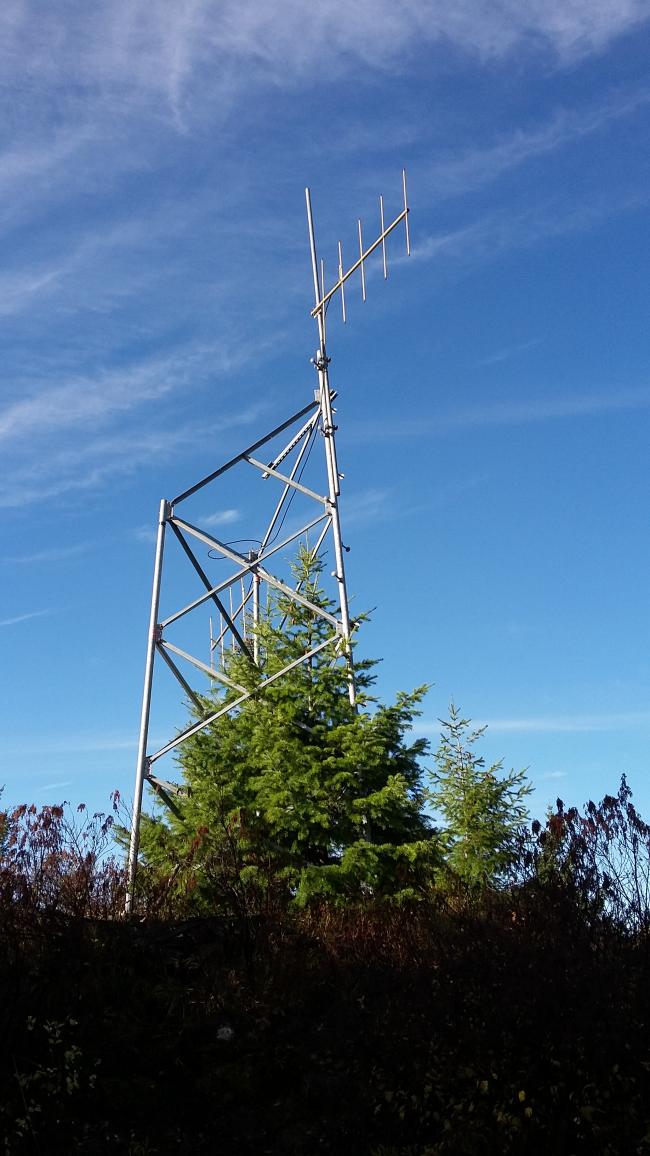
[125,172,411,912]
[304,168,410,706]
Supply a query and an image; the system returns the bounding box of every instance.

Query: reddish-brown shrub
[0,796,126,923]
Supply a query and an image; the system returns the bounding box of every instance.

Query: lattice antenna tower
[125,172,411,911]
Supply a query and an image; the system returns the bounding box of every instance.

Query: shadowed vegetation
[2,777,650,1153]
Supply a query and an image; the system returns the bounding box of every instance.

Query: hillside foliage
[2,780,650,1152]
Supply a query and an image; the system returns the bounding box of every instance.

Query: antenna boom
[310,207,408,317]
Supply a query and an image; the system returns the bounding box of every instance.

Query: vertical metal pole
[126,498,169,913]
[253,570,260,666]
[317,357,355,705]
[305,189,356,707]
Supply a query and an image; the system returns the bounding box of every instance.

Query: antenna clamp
[311,351,331,372]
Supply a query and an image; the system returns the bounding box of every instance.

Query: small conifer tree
[429,703,531,891]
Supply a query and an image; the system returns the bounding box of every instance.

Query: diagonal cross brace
[160,509,331,631]
[167,520,254,662]
[171,516,343,631]
[172,397,321,505]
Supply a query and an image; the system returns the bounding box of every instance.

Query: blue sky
[2,0,650,824]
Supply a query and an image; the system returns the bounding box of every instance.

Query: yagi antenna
[306,169,410,324]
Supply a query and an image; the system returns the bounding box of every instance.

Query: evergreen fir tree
[137,548,440,911]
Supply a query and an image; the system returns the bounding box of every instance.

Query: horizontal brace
[245,455,328,505]
[171,517,254,569]
[161,640,249,695]
[146,778,187,819]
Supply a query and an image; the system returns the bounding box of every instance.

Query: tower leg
[125,499,169,913]
[252,570,260,666]
[316,349,356,706]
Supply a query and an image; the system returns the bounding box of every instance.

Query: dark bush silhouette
[515,775,650,932]
[1,779,650,1154]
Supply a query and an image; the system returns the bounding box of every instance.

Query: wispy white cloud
[356,385,650,441]
[0,422,174,509]
[438,385,650,430]
[343,488,391,527]
[477,711,650,733]
[0,608,53,627]
[473,339,542,368]
[0,327,267,509]
[0,357,183,445]
[340,483,486,528]
[201,508,240,527]
[0,732,163,757]
[0,129,155,241]
[132,525,157,545]
[0,1,646,133]
[426,87,650,198]
[0,127,108,230]
[0,264,72,317]
[0,197,214,320]
[0,408,261,510]
[413,184,650,272]
[418,710,650,736]
[2,544,90,565]
[0,130,91,197]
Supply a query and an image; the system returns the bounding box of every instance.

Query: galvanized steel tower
[126,173,410,910]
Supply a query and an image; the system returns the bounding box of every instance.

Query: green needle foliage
[429,703,532,891]
[138,548,441,912]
